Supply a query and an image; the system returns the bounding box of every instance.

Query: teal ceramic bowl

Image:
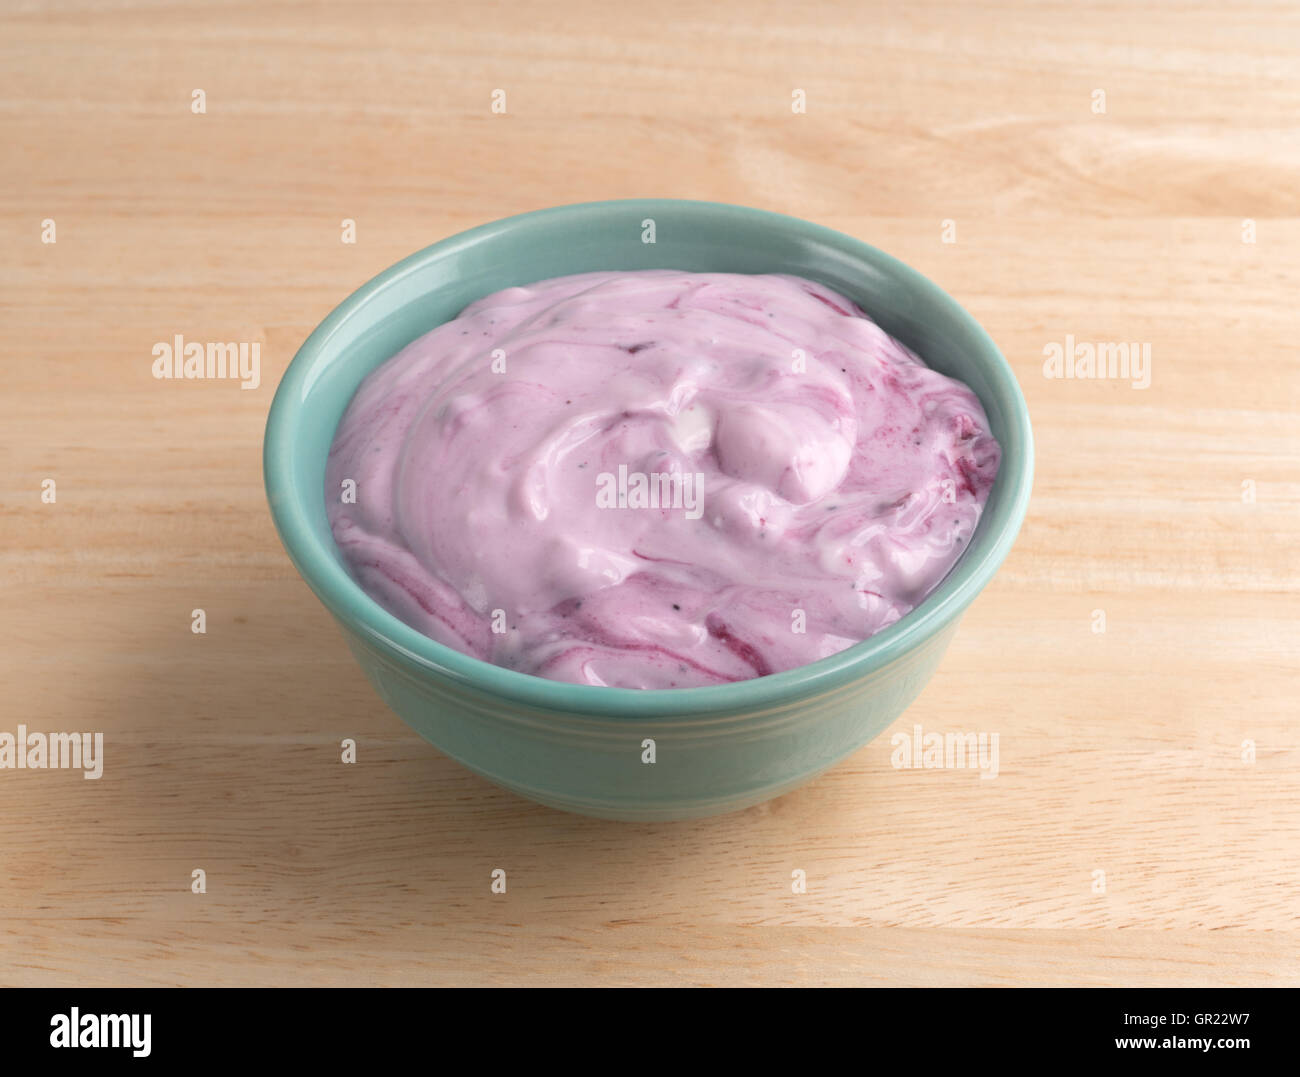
[264,199,1033,821]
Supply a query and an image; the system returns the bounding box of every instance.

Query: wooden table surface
[3,0,1298,987]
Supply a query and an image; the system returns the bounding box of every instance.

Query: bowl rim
[264,198,1033,719]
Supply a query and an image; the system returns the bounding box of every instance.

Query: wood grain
[1,0,1297,987]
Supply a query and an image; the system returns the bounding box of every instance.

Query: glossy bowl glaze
[264,199,1033,820]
